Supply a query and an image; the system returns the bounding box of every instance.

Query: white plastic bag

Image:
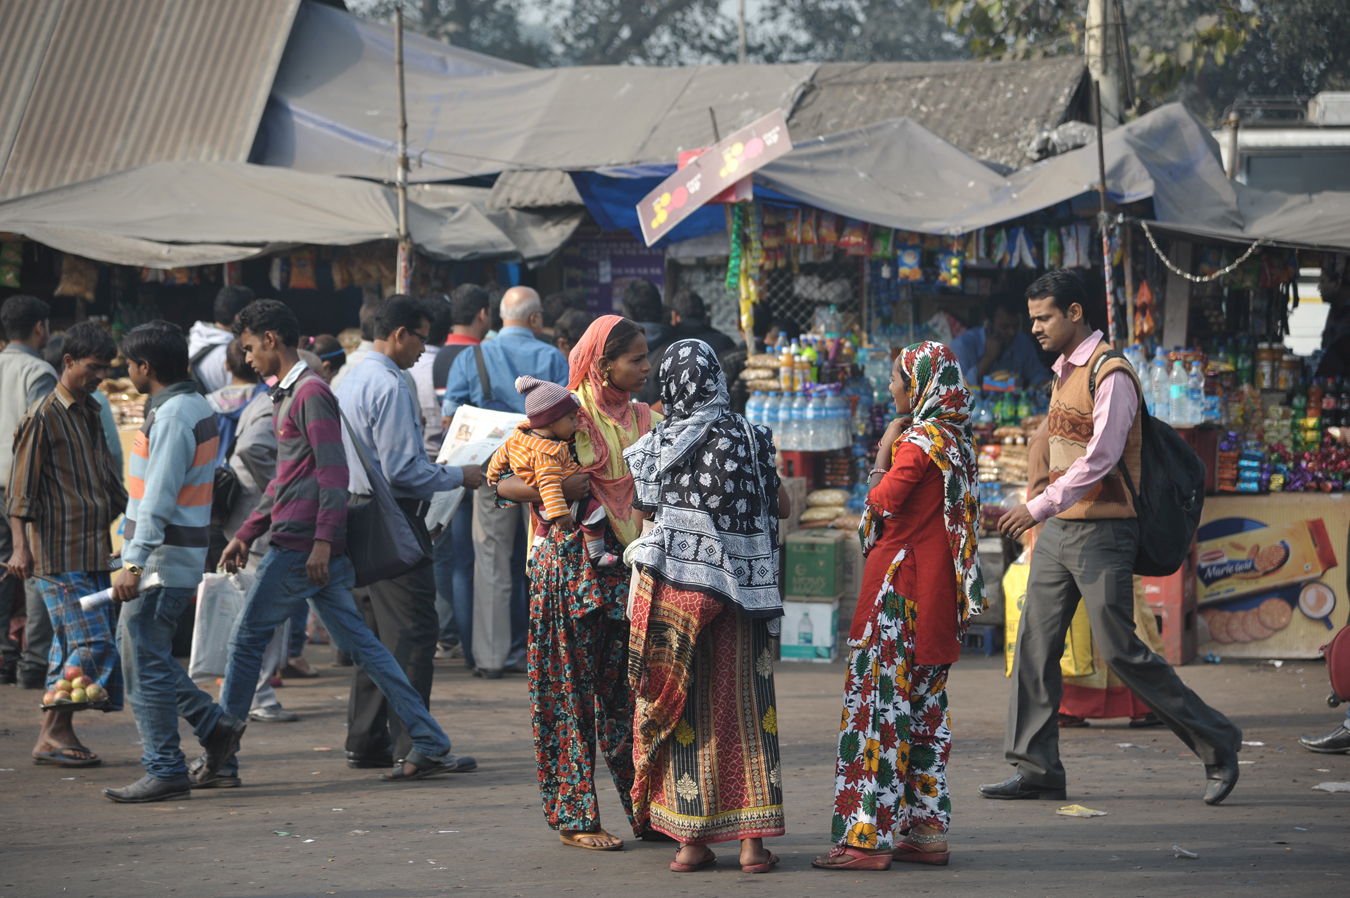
[189,572,255,679]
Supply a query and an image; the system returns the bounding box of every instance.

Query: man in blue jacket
[105,322,246,803]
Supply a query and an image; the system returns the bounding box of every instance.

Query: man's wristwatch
[123,562,144,576]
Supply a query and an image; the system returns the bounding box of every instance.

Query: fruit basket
[40,665,110,712]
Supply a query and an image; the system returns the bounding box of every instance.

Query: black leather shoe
[474,667,504,679]
[346,751,394,769]
[104,774,191,803]
[1203,751,1239,805]
[198,713,247,782]
[188,754,241,788]
[977,774,1066,800]
[1299,724,1350,754]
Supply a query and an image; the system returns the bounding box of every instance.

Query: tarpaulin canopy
[571,103,1350,253]
[0,161,579,267]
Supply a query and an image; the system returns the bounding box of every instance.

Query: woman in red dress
[814,341,984,872]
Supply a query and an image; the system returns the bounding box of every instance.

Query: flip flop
[380,750,477,781]
[741,852,779,874]
[33,745,101,768]
[893,842,950,866]
[670,849,716,872]
[812,846,892,871]
[560,829,624,851]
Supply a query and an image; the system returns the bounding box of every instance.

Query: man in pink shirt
[985,269,1241,806]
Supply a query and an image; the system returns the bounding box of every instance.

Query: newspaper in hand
[427,405,528,535]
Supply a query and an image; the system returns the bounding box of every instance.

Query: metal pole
[395,5,412,294]
[1094,79,1115,343]
[737,0,746,64]
[708,107,720,143]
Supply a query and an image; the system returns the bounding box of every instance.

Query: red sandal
[893,842,950,866]
[812,846,892,871]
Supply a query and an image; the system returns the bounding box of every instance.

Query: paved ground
[2,644,1347,898]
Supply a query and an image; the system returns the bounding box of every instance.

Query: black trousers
[345,500,439,762]
[0,488,50,680]
[1006,517,1242,786]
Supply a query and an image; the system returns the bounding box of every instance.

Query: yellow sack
[1003,550,1095,678]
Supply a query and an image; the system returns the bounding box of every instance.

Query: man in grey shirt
[335,295,483,768]
[0,295,58,687]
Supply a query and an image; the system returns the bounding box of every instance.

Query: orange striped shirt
[486,422,581,522]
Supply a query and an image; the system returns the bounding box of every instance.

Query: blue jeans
[433,501,475,667]
[218,547,451,774]
[118,587,224,782]
[286,601,309,659]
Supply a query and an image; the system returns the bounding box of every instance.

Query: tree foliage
[757,0,967,64]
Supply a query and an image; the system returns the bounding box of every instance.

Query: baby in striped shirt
[485,376,618,567]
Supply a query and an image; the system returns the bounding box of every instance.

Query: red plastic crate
[779,451,817,490]
[1142,539,1198,667]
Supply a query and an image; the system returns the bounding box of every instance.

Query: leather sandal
[560,829,624,851]
[670,848,715,871]
[811,846,892,870]
[742,851,779,874]
[893,842,950,866]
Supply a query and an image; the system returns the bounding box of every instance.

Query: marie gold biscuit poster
[1196,494,1349,658]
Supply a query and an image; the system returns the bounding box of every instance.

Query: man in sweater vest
[106,322,247,803]
[983,270,1242,806]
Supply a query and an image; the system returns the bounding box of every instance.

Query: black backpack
[1089,350,1207,577]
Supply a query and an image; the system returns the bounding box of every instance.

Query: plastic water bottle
[1152,350,1170,423]
[762,393,779,442]
[832,392,850,449]
[745,392,761,428]
[797,611,814,645]
[853,391,872,440]
[1188,362,1204,425]
[790,393,809,450]
[803,393,821,450]
[1170,360,1190,426]
[776,392,793,449]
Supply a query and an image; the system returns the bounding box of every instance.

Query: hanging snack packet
[937,251,963,288]
[0,242,22,288]
[991,228,1009,267]
[1196,246,1225,277]
[817,211,840,245]
[289,250,318,290]
[963,231,979,264]
[785,208,802,245]
[1044,228,1063,269]
[801,208,818,245]
[896,232,923,282]
[838,218,869,253]
[871,226,894,258]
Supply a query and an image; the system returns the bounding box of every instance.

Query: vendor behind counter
[951,293,1053,390]
[1315,254,1350,378]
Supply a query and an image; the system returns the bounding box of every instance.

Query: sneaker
[249,704,299,723]
[434,642,463,660]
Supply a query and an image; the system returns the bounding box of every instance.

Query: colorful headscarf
[566,315,654,546]
[624,340,781,618]
[893,341,984,634]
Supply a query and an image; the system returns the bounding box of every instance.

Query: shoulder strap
[1088,348,1128,399]
[1086,347,1142,508]
[189,343,217,368]
[473,344,494,404]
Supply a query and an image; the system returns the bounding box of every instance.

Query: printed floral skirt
[528,522,637,834]
[831,549,952,849]
[629,572,785,845]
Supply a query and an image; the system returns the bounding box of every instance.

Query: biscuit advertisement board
[1196,494,1350,658]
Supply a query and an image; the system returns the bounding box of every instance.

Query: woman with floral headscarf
[496,314,655,852]
[623,340,789,874]
[813,341,984,872]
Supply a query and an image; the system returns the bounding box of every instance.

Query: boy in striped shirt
[486,376,617,567]
[106,322,246,804]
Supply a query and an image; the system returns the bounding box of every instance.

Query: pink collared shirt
[1026,331,1139,522]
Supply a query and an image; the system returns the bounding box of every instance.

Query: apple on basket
[42,691,56,706]
[69,675,88,690]
[53,690,71,702]
[54,678,71,692]
[85,683,106,702]
[69,687,87,702]
[64,665,83,682]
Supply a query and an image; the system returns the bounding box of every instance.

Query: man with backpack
[986,269,1242,806]
[441,286,567,678]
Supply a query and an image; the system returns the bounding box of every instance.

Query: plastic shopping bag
[1003,550,1095,678]
[189,572,255,679]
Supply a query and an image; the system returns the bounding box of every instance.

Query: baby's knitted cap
[516,375,579,428]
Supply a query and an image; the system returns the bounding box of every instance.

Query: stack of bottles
[746,387,854,452]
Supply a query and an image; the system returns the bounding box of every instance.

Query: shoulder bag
[339,410,433,587]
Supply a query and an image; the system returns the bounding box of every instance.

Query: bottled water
[1169,360,1189,426]
[746,392,764,429]
[803,393,822,450]
[790,393,809,450]
[1151,350,1170,422]
[830,392,849,449]
[1188,362,1204,425]
[777,392,794,449]
[853,391,872,440]
[797,611,814,645]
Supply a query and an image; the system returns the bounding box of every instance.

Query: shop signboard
[560,227,666,318]
[1196,494,1349,658]
[637,109,791,247]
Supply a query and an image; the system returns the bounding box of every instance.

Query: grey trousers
[471,483,520,672]
[0,489,51,681]
[1007,517,1241,786]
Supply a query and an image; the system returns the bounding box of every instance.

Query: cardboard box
[780,598,839,662]
[841,530,864,603]
[785,530,848,597]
